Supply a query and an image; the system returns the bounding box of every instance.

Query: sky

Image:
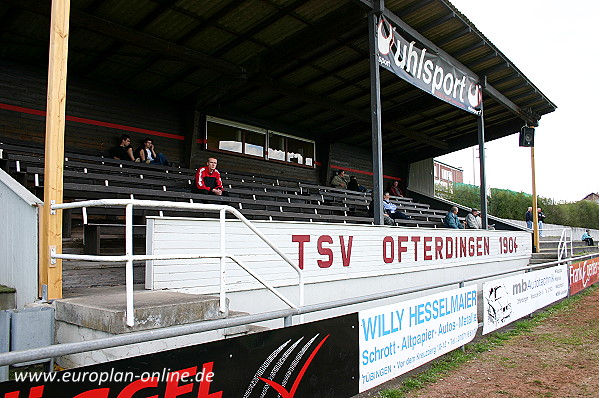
[436,0,599,202]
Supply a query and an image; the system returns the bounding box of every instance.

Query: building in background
[434,160,464,188]
[582,193,599,203]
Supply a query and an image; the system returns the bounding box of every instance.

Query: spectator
[582,230,595,246]
[444,206,464,229]
[537,208,546,237]
[525,207,533,229]
[193,157,225,196]
[111,134,135,161]
[387,180,403,197]
[466,208,482,229]
[330,169,348,189]
[383,192,411,224]
[347,176,367,192]
[137,138,169,166]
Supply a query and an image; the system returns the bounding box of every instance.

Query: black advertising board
[1,314,359,398]
[376,17,482,116]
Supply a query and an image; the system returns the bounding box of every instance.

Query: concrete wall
[0,169,42,308]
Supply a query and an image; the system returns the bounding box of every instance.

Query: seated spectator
[444,206,464,229]
[466,208,482,229]
[330,169,348,189]
[383,192,411,223]
[193,157,225,196]
[111,134,135,161]
[387,180,403,197]
[582,230,595,246]
[347,176,367,192]
[137,138,169,166]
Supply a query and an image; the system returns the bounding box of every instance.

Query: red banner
[569,257,599,295]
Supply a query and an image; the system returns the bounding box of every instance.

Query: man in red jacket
[193,157,224,195]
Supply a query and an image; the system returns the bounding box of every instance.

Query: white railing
[50,199,304,327]
[557,227,573,262]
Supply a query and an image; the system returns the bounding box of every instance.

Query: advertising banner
[569,257,599,295]
[358,286,478,392]
[147,218,531,293]
[0,315,359,398]
[482,265,569,335]
[376,17,482,115]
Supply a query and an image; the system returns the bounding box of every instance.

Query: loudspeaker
[519,127,535,147]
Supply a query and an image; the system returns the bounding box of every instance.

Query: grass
[373,284,597,398]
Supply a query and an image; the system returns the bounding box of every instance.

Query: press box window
[206,118,265,158]
[207,116,315,167]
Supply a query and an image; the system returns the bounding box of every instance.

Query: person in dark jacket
[347,176,367,192]
[525,207,533,229]
[444,206,464,229]
[537,207,546,237]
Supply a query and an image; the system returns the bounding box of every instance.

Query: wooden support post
[40,0,70,300]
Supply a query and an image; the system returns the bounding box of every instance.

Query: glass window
[207,119,265,158]
[207,116,315,167]
[268,132,286,161]
[207,121,243,154]
[244,130,265,157]
[287,137,314,166]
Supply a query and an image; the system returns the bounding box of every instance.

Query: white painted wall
[0,169,42,308]
[146,217,531,326]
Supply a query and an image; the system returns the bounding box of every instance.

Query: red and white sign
[569,257,599,295]
[146,218,532,294]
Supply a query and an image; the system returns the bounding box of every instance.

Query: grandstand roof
[0,0,556,163]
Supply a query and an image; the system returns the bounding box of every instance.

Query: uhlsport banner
[482,265,569,335]
[358,286,478,392]
[376,17,482,115]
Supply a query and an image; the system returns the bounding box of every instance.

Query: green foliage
[436,183,599,229]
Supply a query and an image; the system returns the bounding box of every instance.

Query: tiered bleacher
[1,140,456,288]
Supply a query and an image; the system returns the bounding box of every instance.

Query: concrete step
[223,311,269,338]
[55,290,226,334]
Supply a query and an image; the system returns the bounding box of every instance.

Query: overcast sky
[436,0,598,202]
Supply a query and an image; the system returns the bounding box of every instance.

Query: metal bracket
[49,246,57,266]
[50,200,56,215]
[41,284,48,302]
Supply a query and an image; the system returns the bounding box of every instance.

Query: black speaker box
[519,127,535,147]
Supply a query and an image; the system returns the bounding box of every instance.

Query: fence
[0,252,596,368]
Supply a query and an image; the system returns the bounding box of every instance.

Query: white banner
[358,286,478,392]
[482,265,569,334]
[147,218,531,292]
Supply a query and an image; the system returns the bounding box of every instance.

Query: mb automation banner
[358,286,478,392]
[0,315,359,398]
[482,265,569,334]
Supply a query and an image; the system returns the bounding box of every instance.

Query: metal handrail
[3,252,597,367]
[50,199,304,327]
[557,227,573,262]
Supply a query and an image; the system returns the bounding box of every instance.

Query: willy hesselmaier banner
[376,17,482,115]
[358,286,478,392]
[0,315,359,398]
